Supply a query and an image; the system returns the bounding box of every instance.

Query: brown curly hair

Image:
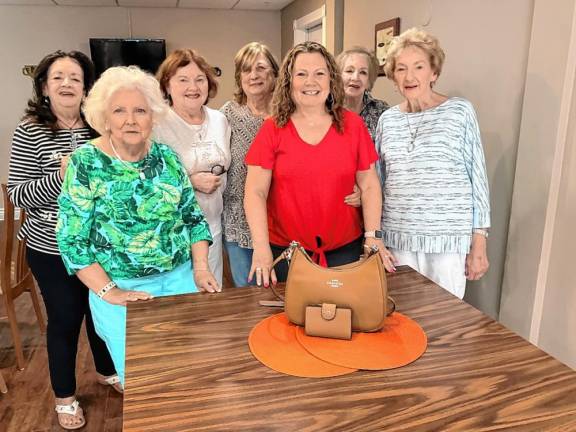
[272,42,345,133]
[156,49,218,105]
[233,42,279,105]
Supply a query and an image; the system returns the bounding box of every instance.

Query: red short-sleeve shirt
[245,109,378,263]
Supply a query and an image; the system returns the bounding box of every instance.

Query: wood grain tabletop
[123,267,576,432]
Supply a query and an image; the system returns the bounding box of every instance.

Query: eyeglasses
[201,164,226,176]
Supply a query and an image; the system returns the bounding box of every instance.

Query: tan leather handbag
[269,241,395,337]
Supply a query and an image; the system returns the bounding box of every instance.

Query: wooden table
[123,267,576,431]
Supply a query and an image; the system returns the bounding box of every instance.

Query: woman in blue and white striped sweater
[375,28,490,299]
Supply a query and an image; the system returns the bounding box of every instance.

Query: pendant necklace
[58,117,81,150]
[405,111,425,152]
[192,120,208,143]
[109,137,151,180]
[190,109,209,144]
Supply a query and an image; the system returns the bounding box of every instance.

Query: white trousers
[390,248,467,299]
[207,231,223,287]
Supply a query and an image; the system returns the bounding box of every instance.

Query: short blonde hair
[384,28,445,82]
[336,47,379,90]
[83,66,167,135]
[233,42,279,105]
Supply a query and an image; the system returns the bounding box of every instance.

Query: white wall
[0,5,281,185]
[500,0,576,370]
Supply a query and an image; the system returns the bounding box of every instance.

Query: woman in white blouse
[155,49,231,286]
[376,28,490,299]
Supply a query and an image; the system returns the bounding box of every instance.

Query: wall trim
[293,5,326,46]
[530,2,576,344]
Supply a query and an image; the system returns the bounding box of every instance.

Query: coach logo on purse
[326,279,343,288]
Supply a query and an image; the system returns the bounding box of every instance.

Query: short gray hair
[83,66,167,135]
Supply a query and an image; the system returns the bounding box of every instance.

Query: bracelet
[473,228,489,238]
[97,281,117,299]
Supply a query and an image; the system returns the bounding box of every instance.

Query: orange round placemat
[295,312,427,370]
[248,313,357,378]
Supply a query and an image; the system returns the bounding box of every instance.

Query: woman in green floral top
[56,66,219,386]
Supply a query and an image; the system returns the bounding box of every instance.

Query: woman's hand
[365,237,397,272]
[249,245,276,288]
[344,184,361,207]
[190,172,221,194]
[59,155,70,180]
[194,269,221,293]
[102,287,152,306]
[466,234,489,280]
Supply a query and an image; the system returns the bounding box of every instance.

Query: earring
[326,93,334,109]
[43,96,50,105]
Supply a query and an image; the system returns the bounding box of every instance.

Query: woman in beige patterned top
[220,42,279,287]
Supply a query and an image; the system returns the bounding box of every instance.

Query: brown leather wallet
[305,303,352,340]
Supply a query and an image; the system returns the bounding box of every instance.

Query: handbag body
[272,242,391,333]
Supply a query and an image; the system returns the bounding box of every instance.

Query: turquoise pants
[89,260,197,386]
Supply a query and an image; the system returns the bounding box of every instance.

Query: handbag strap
[266,242,395,310]
[268,246,294,302]
[387,297,396,316]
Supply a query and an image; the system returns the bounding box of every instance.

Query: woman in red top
[244,42,396,287]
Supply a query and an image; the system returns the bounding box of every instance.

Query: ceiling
[0,0,294,10]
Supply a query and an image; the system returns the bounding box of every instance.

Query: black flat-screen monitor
[89,38,166,78]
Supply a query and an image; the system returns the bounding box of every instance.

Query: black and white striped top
[7,121,92,255]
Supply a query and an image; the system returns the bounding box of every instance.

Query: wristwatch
[364,230,383,239]
[473,228,489,238]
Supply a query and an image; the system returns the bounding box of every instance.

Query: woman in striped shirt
[376,28,490,299]
[7,51,118,430]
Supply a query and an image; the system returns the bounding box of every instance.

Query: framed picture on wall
[375,18,400,76]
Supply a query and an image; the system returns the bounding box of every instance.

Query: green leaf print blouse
[56,141,212,280]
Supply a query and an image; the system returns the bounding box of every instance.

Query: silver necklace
[109,137,151,180]
[190,110,209,144]
[192,121,208,143]
[58,117,81,150]
[405,111,425,152]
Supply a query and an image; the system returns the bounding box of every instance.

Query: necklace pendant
[407,140,415,152]
[70,132,78,150]
[139,171,146,180]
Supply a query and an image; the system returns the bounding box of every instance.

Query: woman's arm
[77,263,152,306]
[463,102,490,280]
[344,184,361,207]
[356,164,396,272]
[244,165,275,287]
[191,240,220,292]
[171,150,220,290]
[466,234,489,280]
[7,123,68,208]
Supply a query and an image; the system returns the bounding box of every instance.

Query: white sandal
[99,374,124,394]
[55,399,86,430]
